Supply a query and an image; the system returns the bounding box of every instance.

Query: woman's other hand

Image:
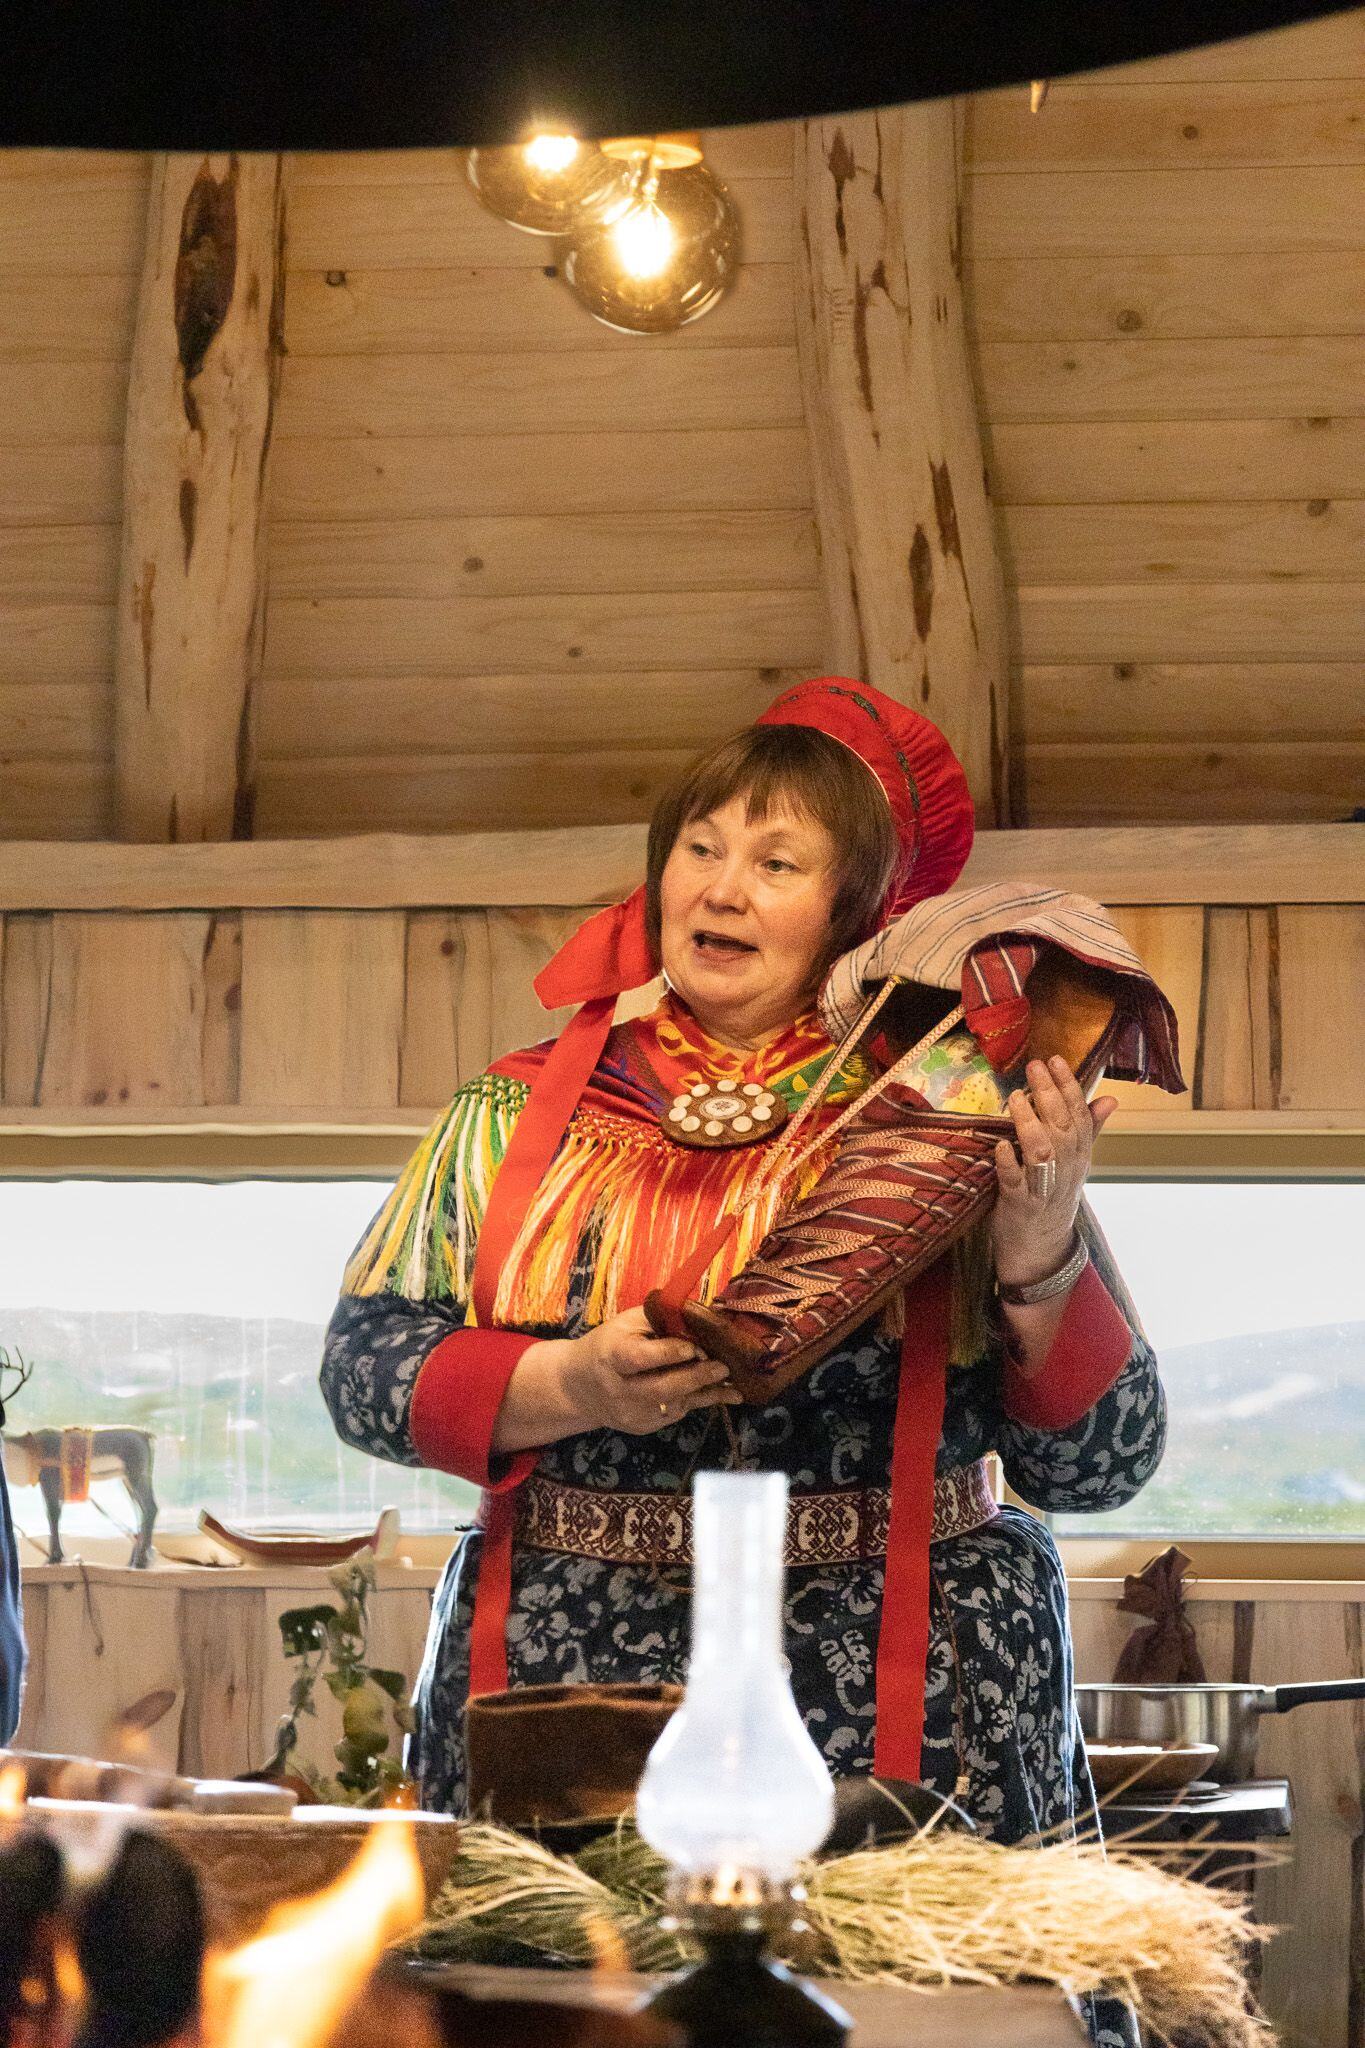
[490,1308,739,1453]
[991,1054,1117,1288]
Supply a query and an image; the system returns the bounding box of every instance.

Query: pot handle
[1264,1679,1365,1714]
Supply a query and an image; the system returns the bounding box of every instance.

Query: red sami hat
[535,677,975,1010]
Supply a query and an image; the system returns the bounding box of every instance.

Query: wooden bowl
[1085,1742,1220,1794]
[25,1800,459,1943]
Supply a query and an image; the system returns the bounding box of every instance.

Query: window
[2,1175,1360,1555]
[0,1180,475,1548]
[1055,1180,1365,1540]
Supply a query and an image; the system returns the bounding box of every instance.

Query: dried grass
[411,1819,1274,2048]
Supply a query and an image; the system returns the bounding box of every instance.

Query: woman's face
[658,794,840,1048]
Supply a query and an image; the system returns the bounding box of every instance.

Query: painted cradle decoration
[647,882,1185,1404]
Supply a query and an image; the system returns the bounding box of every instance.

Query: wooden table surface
[424,1963,1089,2046]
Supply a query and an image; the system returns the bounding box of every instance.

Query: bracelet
[996,1233,1089,1307]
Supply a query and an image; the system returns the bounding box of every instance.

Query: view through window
[1062,1180,1365,1538]
[0,1178,1359,1549]
[0,1179,473,1549]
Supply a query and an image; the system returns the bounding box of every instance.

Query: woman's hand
[991,1055,1117,1288]
[490,1308,739,1453]
[560,1308,741,1435]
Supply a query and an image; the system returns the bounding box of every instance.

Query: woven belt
[515,1458,999,1570]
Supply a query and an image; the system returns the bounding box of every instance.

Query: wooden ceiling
[0,6,1362,840]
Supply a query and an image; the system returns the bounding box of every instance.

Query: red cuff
[1002,1260,1135,1432]
[409,1328,540,1490]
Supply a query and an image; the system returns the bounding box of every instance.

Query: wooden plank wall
[0,150,147,839]
[0,899,1362,1117]
[4,12,1365,841]
[255,128,823,835]
[965,8,1365,826]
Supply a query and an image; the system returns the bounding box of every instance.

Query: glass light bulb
[560,160,741,334]
[612,203,675,280]
[466,134,631,236]
[523,133,580,175]
[636,1472,835,1883]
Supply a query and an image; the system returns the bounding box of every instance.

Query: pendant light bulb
[466,130,631,236]
[613,201,676,280]
[560,158,740,334]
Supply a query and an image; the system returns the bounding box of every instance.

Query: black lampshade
[1,0,1358,151]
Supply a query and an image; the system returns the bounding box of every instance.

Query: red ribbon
[873,1262,952,1780]
[466,995,617,1697]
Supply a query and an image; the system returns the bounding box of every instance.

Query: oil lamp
[635,1472,849,2048]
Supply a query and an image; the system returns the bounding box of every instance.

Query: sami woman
[321,678,1170,1860]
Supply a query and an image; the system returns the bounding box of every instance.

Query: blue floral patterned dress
[321,1002,1163,2047]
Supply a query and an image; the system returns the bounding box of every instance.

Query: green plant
[273,1555,416,1807]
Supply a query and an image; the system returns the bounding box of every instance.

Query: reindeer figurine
[0,1350,158,1568]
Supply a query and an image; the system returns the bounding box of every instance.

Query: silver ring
[1026,1157,1058,1201]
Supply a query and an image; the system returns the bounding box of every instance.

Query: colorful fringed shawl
[346,995,874,1325]
[347,991,1008,1360]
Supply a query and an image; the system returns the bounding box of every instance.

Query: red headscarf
[534,678,975,1009]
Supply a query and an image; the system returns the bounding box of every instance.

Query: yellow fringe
[492,1113,840,1329]
[342,1074,524,1307]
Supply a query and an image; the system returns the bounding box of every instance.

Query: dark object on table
[465,1681,683,1830]
[1,0,1351,150]
[0,1827,65,2042]
[821,1776,976,1856]
[4,1426,158,1568]
[643,1920,851,2048]
[396,1961,682,2048]
[73,1829,205,2048]
[1113,1546,1207,1684]
[1077,1678,1365,1782]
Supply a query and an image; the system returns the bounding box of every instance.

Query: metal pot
[1076,1680,1365,1783]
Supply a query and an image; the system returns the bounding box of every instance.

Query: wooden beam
[0,824,1359,913]
[1,1108,1362,1182]
[113,154,287,842]
[795,103,1010,819]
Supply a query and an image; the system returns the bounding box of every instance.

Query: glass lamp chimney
[636,1472,835,1882]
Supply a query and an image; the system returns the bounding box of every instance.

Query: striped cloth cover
[820,880,1185,1093]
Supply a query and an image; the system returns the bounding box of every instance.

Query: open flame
[0,1761,27,1820]
[205,1818,426,2048]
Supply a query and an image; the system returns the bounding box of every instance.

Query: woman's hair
[644,722,900,972]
